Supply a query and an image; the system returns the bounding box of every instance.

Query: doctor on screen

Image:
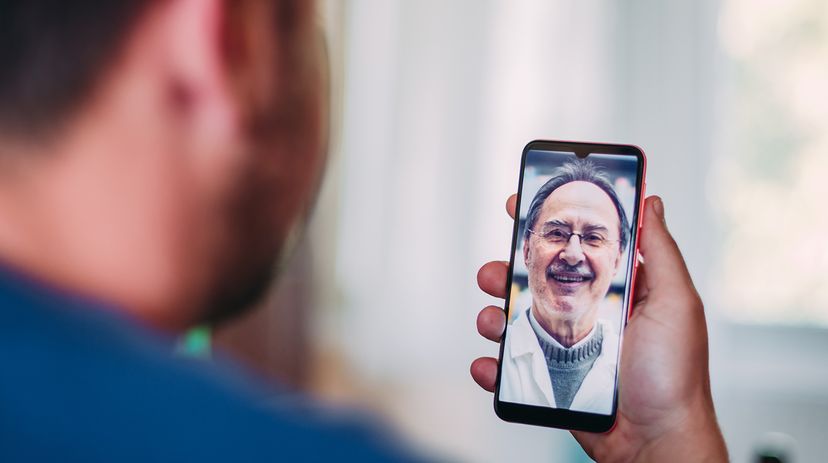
[501,159,630,415]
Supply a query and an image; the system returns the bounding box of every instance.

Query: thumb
[638,196,697,300]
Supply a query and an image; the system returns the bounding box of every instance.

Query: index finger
[477,261,509,298]
[506,194,516,220]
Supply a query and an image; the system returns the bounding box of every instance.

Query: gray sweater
[527,309,603,409]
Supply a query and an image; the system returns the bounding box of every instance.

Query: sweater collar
[528,308,603,366]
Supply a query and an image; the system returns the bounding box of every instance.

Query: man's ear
[523,235,531,265]
[612,248,623,275]
[161,0,240,152]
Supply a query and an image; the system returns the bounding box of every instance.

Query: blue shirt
[0,266,420,462]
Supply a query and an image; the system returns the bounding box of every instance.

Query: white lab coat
[499,309,620,415]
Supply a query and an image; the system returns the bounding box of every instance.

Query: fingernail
[653,197,666,224]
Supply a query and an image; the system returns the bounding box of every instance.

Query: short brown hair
[0,0,313,140]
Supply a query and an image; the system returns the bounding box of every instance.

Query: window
[715,0,828,326]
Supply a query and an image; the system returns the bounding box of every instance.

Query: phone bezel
[493,139,647,433]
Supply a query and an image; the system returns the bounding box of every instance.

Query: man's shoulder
[0,271,419,462]
[596,318,620,343]
[504,308,539,358]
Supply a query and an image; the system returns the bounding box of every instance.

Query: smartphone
[494,140,646,432]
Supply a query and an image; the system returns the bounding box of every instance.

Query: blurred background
[211,0,828,461]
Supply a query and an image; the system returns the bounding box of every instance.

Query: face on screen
[523,181,623,331]
[499,150,639,415]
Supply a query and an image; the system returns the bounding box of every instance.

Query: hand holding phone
[492,141,646,431]
[471,141,727,461]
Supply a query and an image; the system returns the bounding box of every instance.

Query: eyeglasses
[527,225,620,250]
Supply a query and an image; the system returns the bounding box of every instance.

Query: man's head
[522,160,629,336]
[0,0,327,329]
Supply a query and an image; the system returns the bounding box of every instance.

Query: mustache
[546,261,594,279]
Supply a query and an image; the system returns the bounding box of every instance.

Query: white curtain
[312,0,828,461]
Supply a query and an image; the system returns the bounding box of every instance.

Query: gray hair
[523,159,630,250]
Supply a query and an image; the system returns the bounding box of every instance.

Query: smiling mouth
[546,268,594,285]
[550,274,590,283]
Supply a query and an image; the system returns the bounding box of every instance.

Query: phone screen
[495,141,645,431]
